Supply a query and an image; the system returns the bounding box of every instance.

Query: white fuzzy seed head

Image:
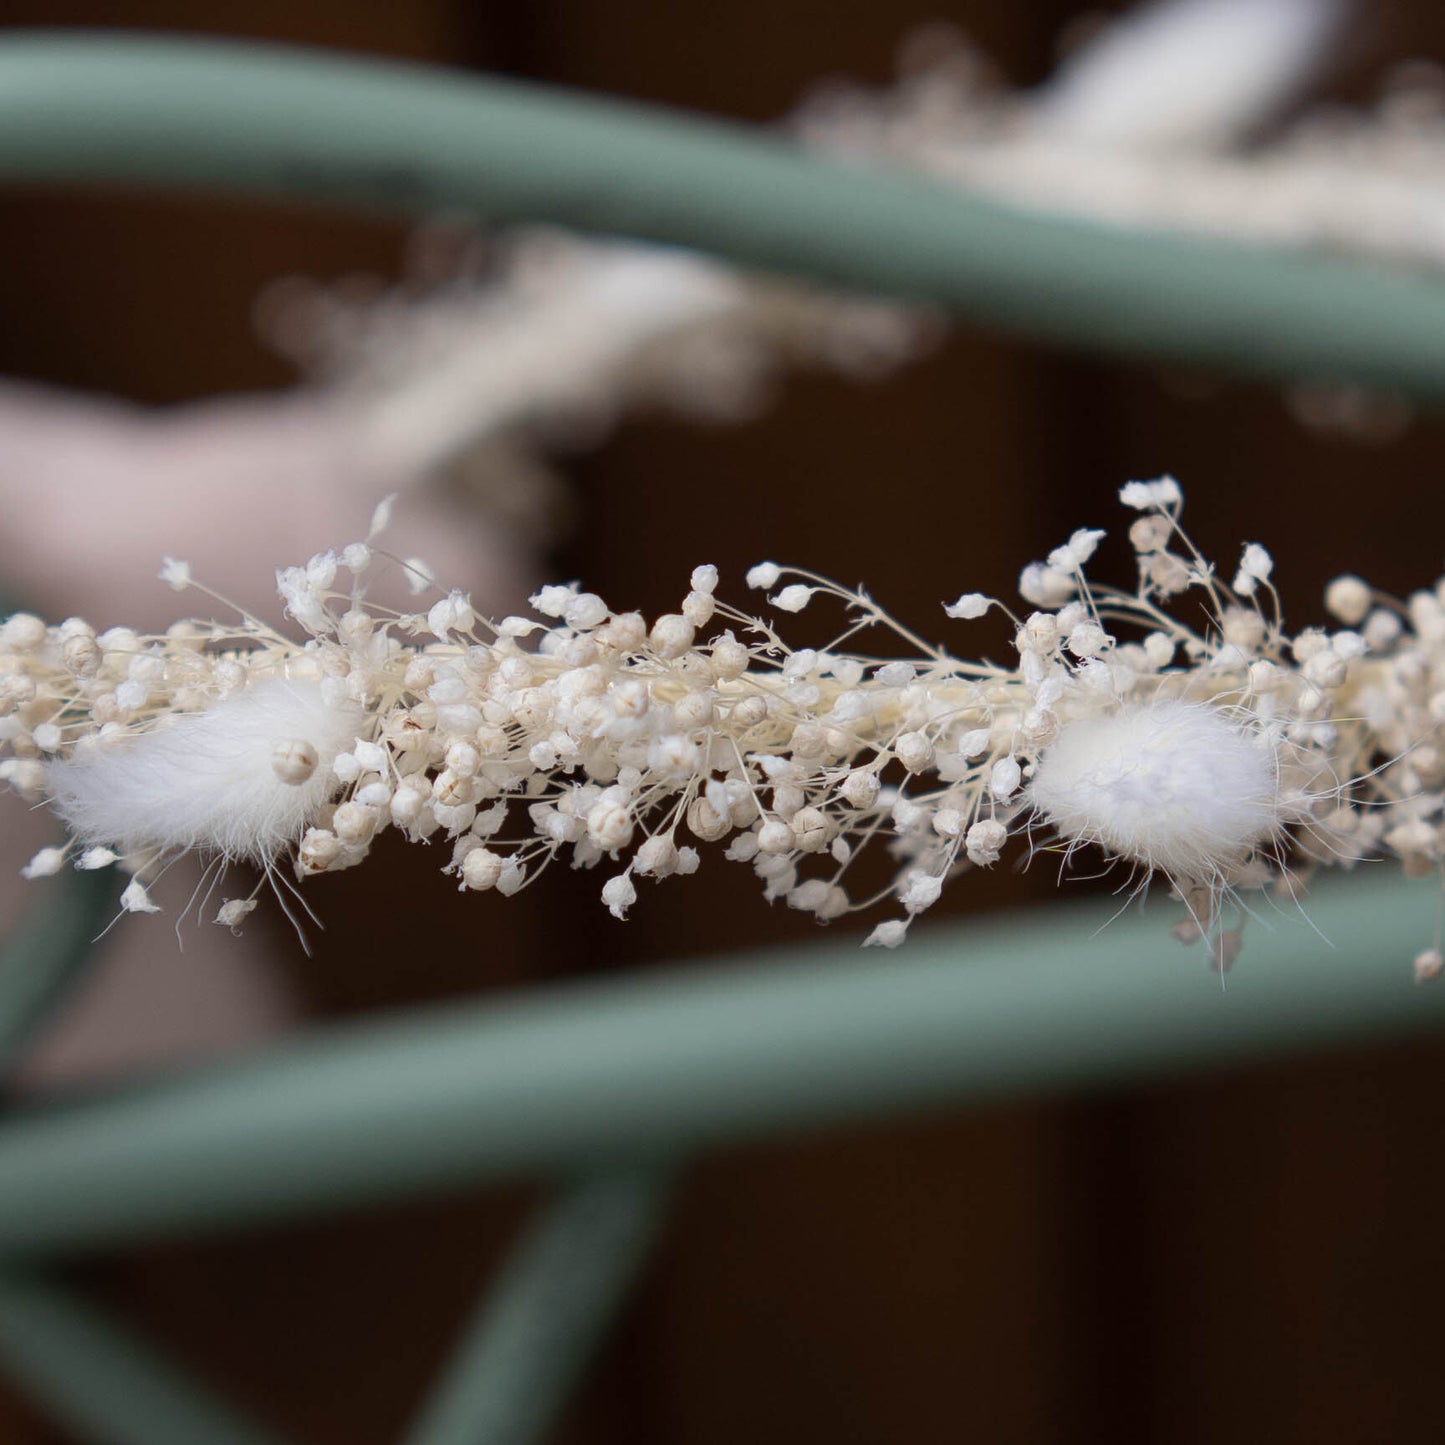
[1029,699,1282,884]
[47,678,363,865]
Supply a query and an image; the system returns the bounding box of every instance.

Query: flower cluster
[3,481,1443,974]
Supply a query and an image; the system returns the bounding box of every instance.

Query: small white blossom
[746,562,781,590]
[403,556,437,597]
[864,919,909,949]
[601,873,637,920]
[1048,528,1106,571]
[120,879,160,914]
[899,870,943,914]
[1118,476,1182,511]
[157,557,192,591]
[770,584,815,613]
[215,898,258,931]
[1018,562,1077,608]
[1232,543,1274,596]
[20,846,66,879]
[943,593,990,620]
[427,590,474,640]
[965,819,1008,866]
[989,757,1022,800]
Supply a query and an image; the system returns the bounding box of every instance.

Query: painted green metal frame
[1,32,1443,1445]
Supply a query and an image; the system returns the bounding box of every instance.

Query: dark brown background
[3,2,1445,1441]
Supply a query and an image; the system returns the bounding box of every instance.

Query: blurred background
[3,1,1445,1441]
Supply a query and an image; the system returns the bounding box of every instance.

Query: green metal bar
[404,1168,672,1445]
[0,873,1436,1258]
[1,34,1445,395]
[0,1274,291,1445]
[0,869,115,1073]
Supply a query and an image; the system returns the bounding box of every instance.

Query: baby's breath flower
[6,480,1444,975]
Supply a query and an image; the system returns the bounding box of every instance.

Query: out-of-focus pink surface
[0,377,535,1087]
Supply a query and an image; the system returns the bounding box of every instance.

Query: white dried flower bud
[864,919,909,948]
[1118,476,1180,510]
[746,562,780,590]
[634,835,679,878]
[62,633,101,677]
[271,737,319,786]
[709,634,749,681]
[1232,543,1274,595]
[1363,609,1402,651]
[601,873,637,920]
[340,542,371,573]
[0,674,37,715]
[770,584,815,613]
[1302,651,1348,690]
[965,818,1008,866]
[770,783,805,821]
[445,742,480,779]
[682,591,716,628]
[1048,528,1105,570]
[791,807,831,852]
[556,594,603,633]
[427,590,474,641]
[461,847,504,892]
[894,731,935,774]
[757,819,796,855]
[0,614,46,651]
[932,809,963,838]
[839,769,880,809]
[674,691,716,730]
[120,878,161,914]
[989,757,1022,801]
[32,723,63,753]
[686,795,731,842]
[20,846,66,879]
[1146,552,1191,595]
[1067,621,1110,659]
[1018,563,1076,608]
[587,790,634,852]
[215,898,258,931]
[1414,948,1444,984]
[1324,575,1371,626]
[332,801,378,847]
[1128,516,1171,553]
[943,593,990,620]
[899,870,943,914]
[730,696,768,728]
[649,613,695,660]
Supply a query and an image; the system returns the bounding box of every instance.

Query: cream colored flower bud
[298,827,342,874]
[333,802,378,847]
[894,731,935,774]
[791,807,831,852]
[686,795,731,842]
[839,769,880,809]
[730,695,768,728]
[1325,575,1372,626]
[461,847,504,892]
[649,613,695,660]
[271,737,319,786]
[587,794,634,852]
